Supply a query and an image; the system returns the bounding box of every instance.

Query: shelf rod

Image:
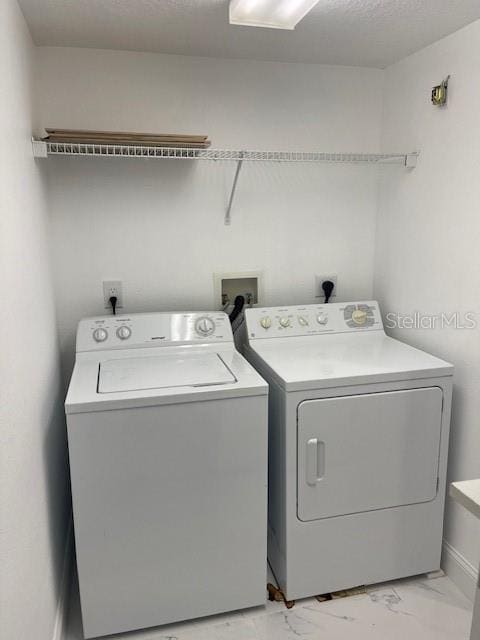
[225,154,244,226]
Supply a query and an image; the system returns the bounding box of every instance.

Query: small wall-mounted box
[431,76,450,106]
[214,271,263,309]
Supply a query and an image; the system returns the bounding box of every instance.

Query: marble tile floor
[66,569,473,640]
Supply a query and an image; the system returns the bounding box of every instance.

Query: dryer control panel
[245,301,383,339]
[76,312,233,352]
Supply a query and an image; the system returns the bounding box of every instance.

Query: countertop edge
[450,480,480,520]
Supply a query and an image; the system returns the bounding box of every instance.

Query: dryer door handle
[306,438,325,486]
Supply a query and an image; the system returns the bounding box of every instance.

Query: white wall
[34,47,386,376]
[375,19,480,597]
[0,2,70,639]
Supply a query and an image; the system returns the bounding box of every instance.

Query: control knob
[93,328,108,343]
[351,309,368,325]
[195,316,216,337]
[316,312,328,325]
[279,317,291,328]
[116,325,132,340]
[297,316,309,326]
[260,317,272,329]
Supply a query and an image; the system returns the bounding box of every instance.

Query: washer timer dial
[195,316,216,337]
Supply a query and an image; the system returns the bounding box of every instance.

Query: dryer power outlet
[103,280,124,309]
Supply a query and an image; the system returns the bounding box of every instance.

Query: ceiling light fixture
[229,0,321,30]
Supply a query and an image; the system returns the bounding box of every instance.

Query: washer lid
[98,352,236,393]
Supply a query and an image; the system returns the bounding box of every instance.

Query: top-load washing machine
[242,301,453,601]
[65,311,268,639]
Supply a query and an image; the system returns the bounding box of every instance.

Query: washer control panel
[77,312,232,352]
[245,301,383,339]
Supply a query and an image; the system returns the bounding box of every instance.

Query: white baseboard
[442,539,478,602]
[53,516,74,640]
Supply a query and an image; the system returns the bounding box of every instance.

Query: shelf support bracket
[225,152,244,225]
[405,153,418,168]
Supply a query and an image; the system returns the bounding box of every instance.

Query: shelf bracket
[405,153,418,168]
[32,138,48,158]
[225,152,244,225]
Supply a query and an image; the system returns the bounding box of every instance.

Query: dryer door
[297,387,443,522]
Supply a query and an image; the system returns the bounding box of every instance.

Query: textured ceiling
[18,0,480,68]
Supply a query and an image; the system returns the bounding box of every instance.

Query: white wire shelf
[32,139,418,166]
[32,139,418,224]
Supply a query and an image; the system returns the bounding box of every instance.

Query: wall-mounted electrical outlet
[103,280,123,309]
[315,275,338,300]
[214,271,263,309]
